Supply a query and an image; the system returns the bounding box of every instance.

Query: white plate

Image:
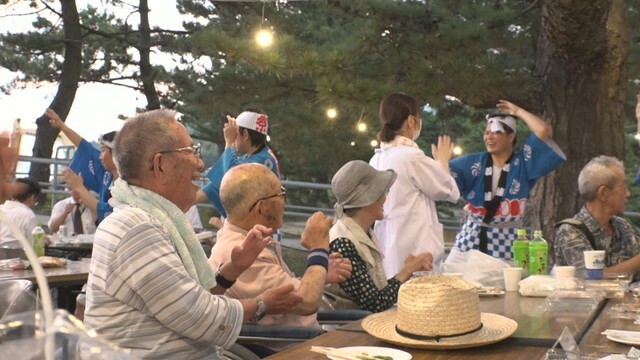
[606,333,640,346]
[326,346,412,360]
[477,287,505,297]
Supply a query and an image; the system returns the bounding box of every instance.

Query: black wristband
[215,264,236,289]
[306,249,329,271]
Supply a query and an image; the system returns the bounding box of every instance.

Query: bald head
[221,163,280,218]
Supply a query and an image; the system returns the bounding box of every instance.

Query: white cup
[503,267,523,291]
[583,250,605,280]
[554,266,576,279]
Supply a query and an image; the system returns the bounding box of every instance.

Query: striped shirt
[84,205,243,359]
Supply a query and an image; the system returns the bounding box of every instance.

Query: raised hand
[431,135,454,169]
[496,100,521,117]
[260,283,303,314]
[326,252,352,284]
[300,211,332,250]
[46,108,65,130]
[0,134,21,201]
[229,224,273,274]
[223,116,239,148]
[60,168,84,191]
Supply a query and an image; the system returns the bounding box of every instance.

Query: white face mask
[412,115,422,141]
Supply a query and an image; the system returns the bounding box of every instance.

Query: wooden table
[0,258,91,312]
[265,291,609,360]
[1,258,91,286]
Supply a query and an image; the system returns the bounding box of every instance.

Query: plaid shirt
[553,206,640,274]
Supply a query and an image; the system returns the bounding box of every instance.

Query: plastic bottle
[512,229,530,277]
[528,230,548,275]
[31,225,46,257]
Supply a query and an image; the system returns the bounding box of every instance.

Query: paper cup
[503,267,523,291]
[583,250,605,280]
[554,266,576,279]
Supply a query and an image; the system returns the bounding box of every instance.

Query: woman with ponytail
[369,92,460,276]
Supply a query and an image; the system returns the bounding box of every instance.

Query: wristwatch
[251,298,266,323]
[215,263,236,289]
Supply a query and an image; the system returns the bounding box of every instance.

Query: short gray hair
[114,109,180,182]
[578,155,624,202]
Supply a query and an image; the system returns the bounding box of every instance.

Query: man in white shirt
[48,188,97,235]
[0,178,41,248]
[84,109,301,359]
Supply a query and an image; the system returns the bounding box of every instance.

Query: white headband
[486,115,517,133]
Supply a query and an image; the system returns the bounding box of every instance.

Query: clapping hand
[260,284,303,314]
[326,252,352,284]
[431,135,454,163]
[300,212,332,250]
[230,224,273,274]
[60,168,84,191]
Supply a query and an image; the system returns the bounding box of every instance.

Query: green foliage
[170,0,540,187]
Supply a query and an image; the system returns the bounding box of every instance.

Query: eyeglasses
[249,186,287,212]
[158,143,201,157]
[150,143,201,170]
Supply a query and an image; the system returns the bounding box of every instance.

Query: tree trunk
[28,0,82,190]
[529,0,629,254]
[139,0,160,110]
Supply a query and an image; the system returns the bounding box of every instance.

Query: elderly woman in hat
[324,160,432,313]
[447,100,565,263]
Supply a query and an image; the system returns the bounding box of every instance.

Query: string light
[453,145,463,156]
[255,0,274,48]
[326,108,338,119]
[357,123,367,132]
[370,140,379,147]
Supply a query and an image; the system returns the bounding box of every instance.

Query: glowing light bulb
[256,29,273,47]
[326,108,338,119]
[453,145,463,156]
[357,123,367,132]
[370,140,379,147]
[350,141,355,146]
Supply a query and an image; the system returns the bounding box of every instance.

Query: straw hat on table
[362,275,517,350]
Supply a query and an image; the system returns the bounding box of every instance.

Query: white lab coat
[370,141,460,276]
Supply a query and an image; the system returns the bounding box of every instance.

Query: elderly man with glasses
[209,163,352,346]
[84,110,302,359]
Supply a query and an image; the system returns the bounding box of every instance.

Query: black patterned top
[330,237,402,313]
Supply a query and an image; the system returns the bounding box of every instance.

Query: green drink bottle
[512,229,529,276]
[31,225,46,257]
[528,230,548,275]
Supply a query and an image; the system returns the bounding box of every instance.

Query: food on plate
[38,256,67,268]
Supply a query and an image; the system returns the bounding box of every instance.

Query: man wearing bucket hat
[325,160,433,312]
[361,275,517,349]
[446,100,566,262]
[47,108,118,224]
[197,110,281,219]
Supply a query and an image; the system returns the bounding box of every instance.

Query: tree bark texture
[29,0,82,188]
[139,0,160,110]
[530,0,629,253]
